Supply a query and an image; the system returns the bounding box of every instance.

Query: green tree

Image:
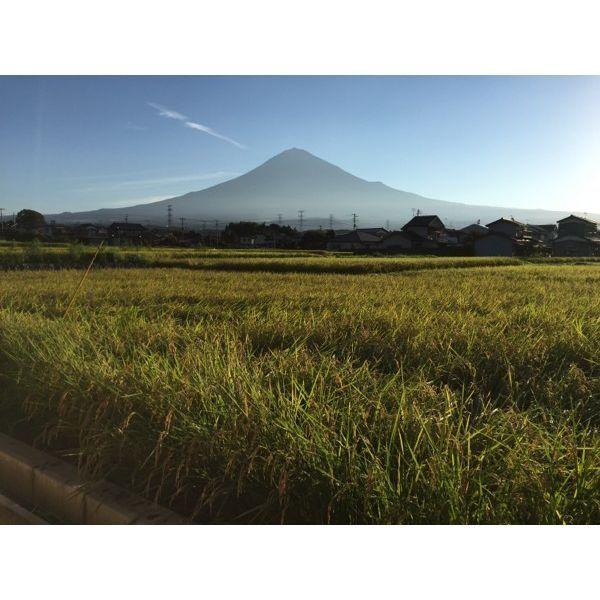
[16,209,46,231]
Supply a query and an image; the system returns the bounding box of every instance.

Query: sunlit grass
[0,249,598,523]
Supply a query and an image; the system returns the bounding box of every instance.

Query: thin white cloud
[147,102,187,121]
[148,101,246,149]
[184,121,246,149]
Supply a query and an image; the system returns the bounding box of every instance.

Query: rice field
[0,245,598,523]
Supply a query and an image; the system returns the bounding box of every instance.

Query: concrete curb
[0,434,187,524]
[0,491,47,524]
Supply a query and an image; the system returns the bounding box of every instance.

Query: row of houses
[8,212,599,256]
[326,214,600,256]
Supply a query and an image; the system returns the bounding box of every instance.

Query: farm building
[473,232,515,256]
[73,223,108,243]
[354,227,389,239]
[486,218,525,238]
[459,223,488,240]
[107,222,148,245]
[552,235,600,257]
[326,230,381,251]
[379,231,417,251]
[529,224,558,241]
[378,229,443,252]
[557,214,597,238]
[402,215,445,239]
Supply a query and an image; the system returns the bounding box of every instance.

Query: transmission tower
[352,213,358,230]
[167,204,173,228]
[329,214,334,230]
[0,208,5,233]
[277,213,283,226]
[179,217,186,232]
[298,210,305,231]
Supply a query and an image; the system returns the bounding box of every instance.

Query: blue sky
[1,76,599,215]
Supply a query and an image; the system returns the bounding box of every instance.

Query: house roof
[552,235,593,244]
[486,218,525,228]
[355,227,389,238]
[557,214,598,225]
[333,230,381,243]
[402,215,445,229]
[460,223,488,234]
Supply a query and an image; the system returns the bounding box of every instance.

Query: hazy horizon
[1,76,600,216]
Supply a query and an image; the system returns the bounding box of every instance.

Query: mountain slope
[48,148,599,227]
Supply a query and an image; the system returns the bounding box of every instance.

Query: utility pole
[167,204,173,229]
[329,214,334,230]
[352,213,358,230]
[0,208,5,234]
[298,210,304,231]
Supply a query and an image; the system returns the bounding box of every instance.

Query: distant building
[379,230,439,252]
[552,236,596,257]
[379,231,415,251]
[355,227,389,239]
[551,215,598,256]
[107,222,147,245]
[239,236,255,247]
[326,230,381,251]
[402,215,445,239]
[486,218,525,238]
[73,223,108,243]
[473,232,516,256]
[530,224,558,242]
[556,214,597,239]
[459,223,488,239]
